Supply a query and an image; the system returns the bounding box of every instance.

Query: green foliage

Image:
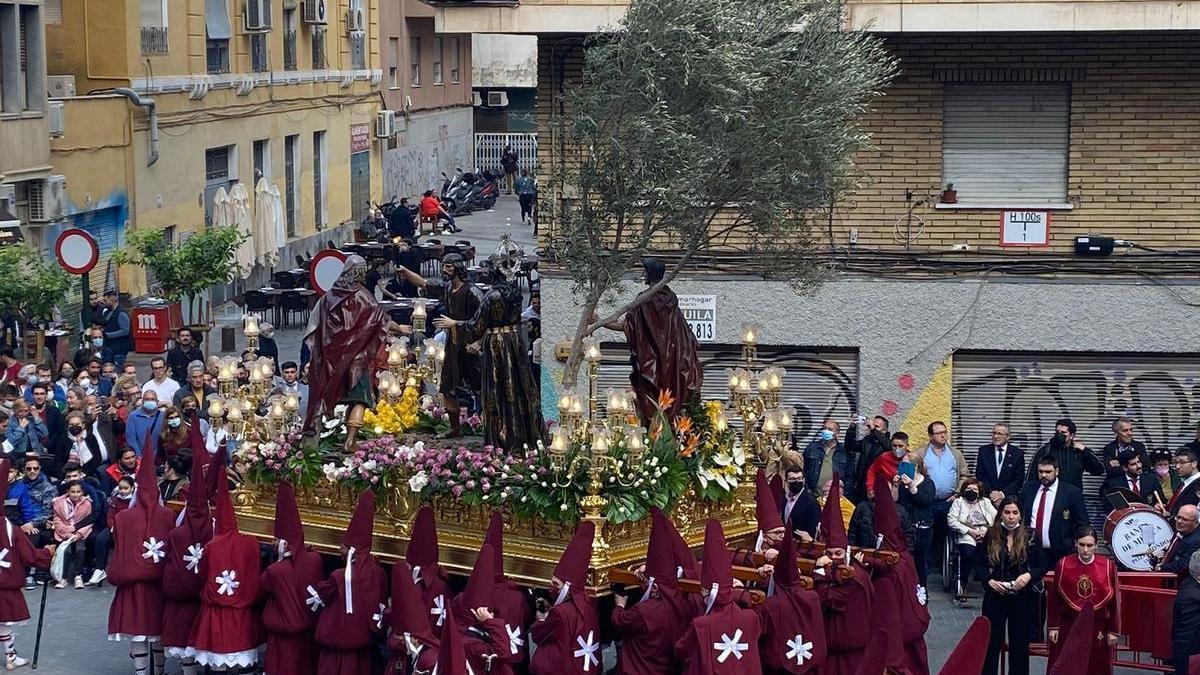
[115,226,247,305]
[0,246,72,324]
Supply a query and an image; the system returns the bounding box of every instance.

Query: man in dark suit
[1172,448,1200,518]
[1100,451,1166,510]
[1171,548,1200,674]
[782,462,820,540]
[1161,505,1200,578]
[1101,416,1150,479]
[976,422,1025,505]
[1020,454,1090,569]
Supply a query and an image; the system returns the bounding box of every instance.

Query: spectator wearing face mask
[802,419,851,493]
[4,400,47,458]
[257,322,280,371]
[1025,418,1105,490]
[157,406,190,465]
[73,326,112,372]
[54,363,75,396]
[947,477,996,607]
[21,365,65,407]
[866,431,910,495]
[781,456,821,540]
[124,391,164,459]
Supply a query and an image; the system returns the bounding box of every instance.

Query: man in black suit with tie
[976,422,1025,505]
[1100,451,1166,510]
[1161,505,1200,578]
[1172,448,1200,518]
[1020,455,1090,569]
[782,461,821,540]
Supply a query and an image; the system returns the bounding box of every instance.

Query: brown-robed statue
[604,257,703,424]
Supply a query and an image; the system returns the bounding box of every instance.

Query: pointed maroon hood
[773,527,801,590]
[699,519,732,612]
[181,420,212,539]
[553,521,594,590]
[463,544,496,611]
[872,478,907,552]
[854,628,889,675]
[645,509,678,589]
[938,616,991,675]
[343,489,375,554]
[273,481,306,557]
[213,449,238,536]
[0,458,9,505]
[768,473,784,511]
[437,600,470,674]
[406,505,438,568]
[755,469,785,534]
[483,511,506,582]
[1049,601,1095,675]
[662,511,697,579]
[820,472,849,550]
[390,560,436,649]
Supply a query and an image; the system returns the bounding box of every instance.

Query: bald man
[1162,505,1200,578]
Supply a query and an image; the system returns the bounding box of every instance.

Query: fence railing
[140,26,169,55]
[474,133,538,175]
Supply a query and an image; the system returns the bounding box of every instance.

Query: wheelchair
[941,535,963,596]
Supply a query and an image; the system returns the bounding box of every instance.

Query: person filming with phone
[896,450,936,589]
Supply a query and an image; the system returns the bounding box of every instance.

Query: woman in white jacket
[947,476,996,606]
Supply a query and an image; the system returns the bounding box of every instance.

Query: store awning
[0,206,22,245]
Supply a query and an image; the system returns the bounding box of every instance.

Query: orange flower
[674,415,694,437]
[680,435,699,458]
[656,389,676,412]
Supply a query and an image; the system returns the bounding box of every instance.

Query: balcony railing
[140,26,169,55]
[284,31,297,71]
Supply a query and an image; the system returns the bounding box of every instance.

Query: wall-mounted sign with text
[678,295,716,343]
[999,210,1050,247]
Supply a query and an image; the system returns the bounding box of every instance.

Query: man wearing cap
[314,490,388,674]
[530,521,600,675]
[612,508,698,674]
[674,519,764,673]
[397,253,482,439]
[260,482,327,675]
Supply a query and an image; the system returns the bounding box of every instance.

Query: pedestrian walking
[500,145,519,194]
[515,168,537,226]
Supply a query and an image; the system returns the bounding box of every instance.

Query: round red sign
[54,229,99,275]
[309,249,348,295]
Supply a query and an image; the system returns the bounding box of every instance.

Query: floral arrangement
[236,393,745,526]
[363,388,422,435]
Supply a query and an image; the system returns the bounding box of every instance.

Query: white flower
[521,496,528,503]
[560,503,568,511]
[395,444,415,461]
[408,471,429,493]
[413,440,425,453]
[362,459,378,472]
[698,471,711,488]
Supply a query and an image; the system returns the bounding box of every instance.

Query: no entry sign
[54,228,99,275]
[309,249,348,295]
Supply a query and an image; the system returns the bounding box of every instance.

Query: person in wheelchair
[948,477,996,606]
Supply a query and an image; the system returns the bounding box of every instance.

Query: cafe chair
[279,290,311,328]
[242,290,273,321]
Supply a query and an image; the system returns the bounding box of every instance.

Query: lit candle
[558,393,572,414]
[607,389,623,412]
[260,361,274,379]
[583,338,602,363]
[737,373,751,394]
[626,427,645,453]
[740,323,758,346]
[249,367,263,384]
[550,427,569,454]
[244,314,260,338]
[412,301,427,319]
[779,410,793,431]
[568,394,584,416]
[757,376,769,393]
[387,344,403,366]
[284,392,300,411]
[592,429,611,454]
[727,369,739,390]
[763,413,777,434]
[270,402,286,420]
[241,399,252,413]
[208,398,224,418]
[227,404,243,422]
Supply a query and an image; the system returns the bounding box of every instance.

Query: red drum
[1104,505,1173,571]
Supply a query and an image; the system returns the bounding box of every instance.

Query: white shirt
[1030,480,1059,549]
[142,376,180,403]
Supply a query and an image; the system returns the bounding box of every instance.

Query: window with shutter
[942,84,1070,206]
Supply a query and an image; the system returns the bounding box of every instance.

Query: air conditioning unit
[47,101,65,138]
[345,7,365,33]
[301,0,328,24]
[46,75,76,98]
[486,91,509,108]
[375,110,396,138]
[472,91,483,107]
[244,0,272,31]
[29,176,67,223]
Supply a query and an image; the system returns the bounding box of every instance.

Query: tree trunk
[561,284,606,388]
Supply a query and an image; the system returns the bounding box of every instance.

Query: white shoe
[73,576,84,589]
[87,570,106,586]
[53,580,66,590]
[6,652,28,669]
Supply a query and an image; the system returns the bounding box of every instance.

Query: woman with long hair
[977,496,1046,675]
[157,405,190,464]
[896,450,936,588]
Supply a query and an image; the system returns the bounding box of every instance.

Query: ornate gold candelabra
[377,300,445,402]
[208,319,301,442]
[726,323,792,466]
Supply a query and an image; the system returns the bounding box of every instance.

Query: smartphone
[898,461,916,481]
[99,395,110,410]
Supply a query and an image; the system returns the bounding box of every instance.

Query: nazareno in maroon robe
[385,560,439,675]
[612,508,697,675]
[315,490,387,675]
[453,543,523,675]
[161,419,214,657]
[260,482,325,675]
[108,434,177,641]
[759,529,827,674]
[484,512,534,671]
[530,521,600,675]
[407,505,451,636]
[0,458,50,625]
[674,519,764,675]
[816,473,873,675]
[869,480,930,675]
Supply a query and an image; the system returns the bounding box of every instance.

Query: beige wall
[0,115,51,181]
[378,1,472,115]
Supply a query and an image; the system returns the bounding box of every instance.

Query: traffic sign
[309,249,347,295]
[54,228,99,275]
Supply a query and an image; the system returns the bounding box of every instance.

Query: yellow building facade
[45,0,383,296]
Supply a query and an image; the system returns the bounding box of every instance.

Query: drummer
[1159,505,1200,578]
[1099,451,1165,512]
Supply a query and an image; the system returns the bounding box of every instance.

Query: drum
[1104,505,1173,571]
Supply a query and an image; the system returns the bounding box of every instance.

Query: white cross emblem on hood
[714,629,749,663]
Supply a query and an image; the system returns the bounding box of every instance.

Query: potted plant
[0,245,71,360]
[115,225,248,330]
[940,182,958,204]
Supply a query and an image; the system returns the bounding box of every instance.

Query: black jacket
[1019,480,1090,566]
[1173,477,1200,518]
[780,488,820,539]
[1101,439,1149,479]
[1173,576,1200,674]
[165,345,205,384]
[1026,442,1106,491]
[976,443,1025,500]
[975,530,1048,585]
[1099,472,1165,508]
[1162,530,1200,578]
[848,497,915,552]
[898,475,936,527]
[847,424,890,502]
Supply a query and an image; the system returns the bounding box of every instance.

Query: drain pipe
[112,87,159,167]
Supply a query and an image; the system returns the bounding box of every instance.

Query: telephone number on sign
[690,322,714,342]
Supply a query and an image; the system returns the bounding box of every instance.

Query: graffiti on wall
[383,125,472,200]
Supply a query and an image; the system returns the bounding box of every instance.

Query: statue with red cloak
[604,258,703,424]
[302,254,408,449]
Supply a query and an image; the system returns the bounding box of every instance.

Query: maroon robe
[108,435,176,640]
[316,490,387,675]
[760,530,826,674]
[302,270,391,432]
[261,482,325,675]
[623,283,703,423]
[816,473,872,675]
[407,505,451,636]
[530,522,600,675]
[0,459,50,624]
[161,421,214,656]
[485,512,534,672]
[1048,555,1119,675]
[869,481,930,675]
[385,561,439,675]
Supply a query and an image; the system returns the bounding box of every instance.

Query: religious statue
[433,237,544,451]
[303,254,409,449]
[603,257,703,424]
[396,252,482,438]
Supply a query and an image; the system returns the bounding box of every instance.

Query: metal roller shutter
[595,343,859,444]
[58,207,124,331]
[942,84,1070,204]
[952,350,1200,532]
